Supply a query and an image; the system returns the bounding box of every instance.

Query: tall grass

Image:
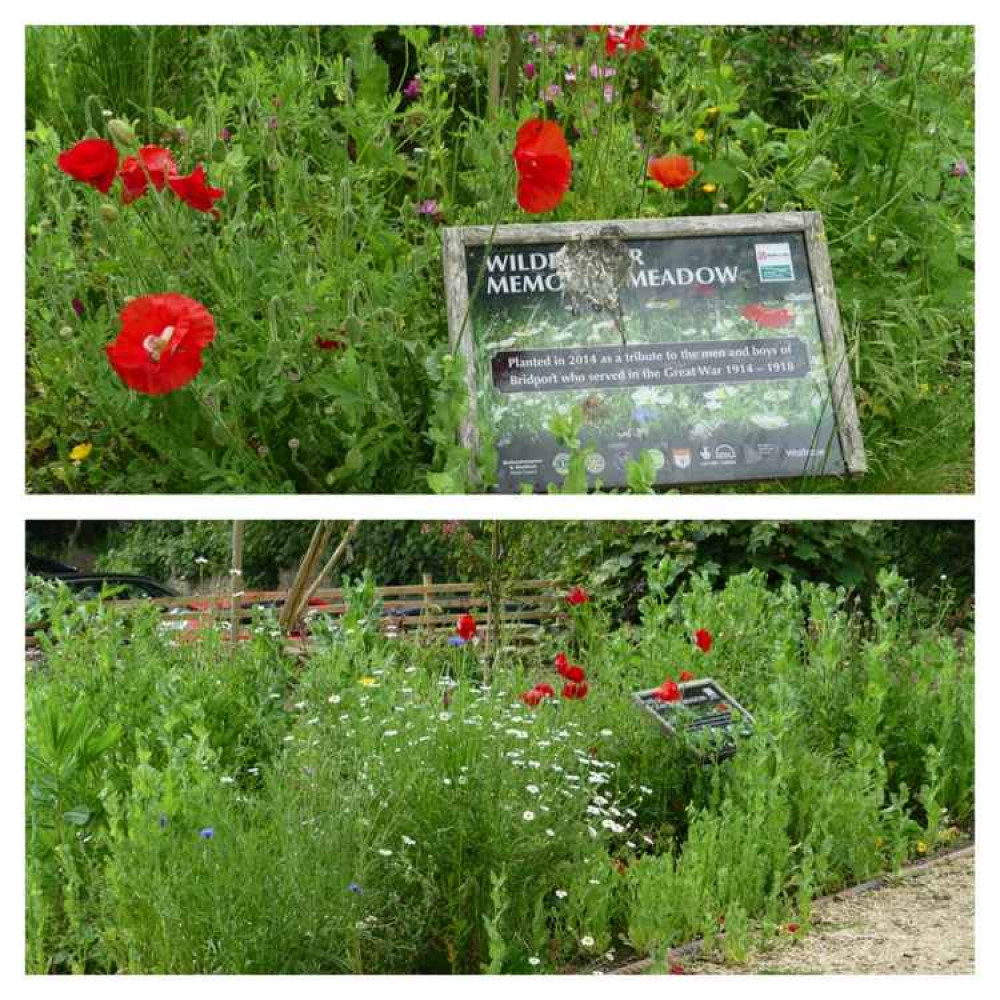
[26,567,973,972]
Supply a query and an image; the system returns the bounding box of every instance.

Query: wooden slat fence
[26,578,568,651]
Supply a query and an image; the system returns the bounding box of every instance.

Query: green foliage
[26,566,973,972]
[26,25,972,493]
[93,520,466,588]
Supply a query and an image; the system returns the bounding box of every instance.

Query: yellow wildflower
[874,836,884,849]
[359,676,378,687]
[69,442,93,462]
[694,128,707,144]
[705,106,719,116]
[916,840,928,855]
[702,183,717,193]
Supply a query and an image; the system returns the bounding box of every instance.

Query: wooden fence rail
[27,578,569,651]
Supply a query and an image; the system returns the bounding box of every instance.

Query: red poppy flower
[741,304,793,329]
[566,586,589,606]
[653,679,681,703]
[118,146,178,204]
[563,665,585,684]
[315,335,346,351]
[679,670,695,682]
[106,293,215,395]
[605,25,649,57]
[57,138,119,194]
[562,680,589,700]
[456,614,477,641]
[694,629,713,653]
[554,651,569,673]
[522,682,555,706]
[716,702,730,713]
[786,923,800,933]
[669,963,685,975]
[168,164,224,215]
[648,154,697,190]
[513,118,572,214]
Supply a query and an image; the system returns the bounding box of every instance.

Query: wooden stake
[230,520,244,645]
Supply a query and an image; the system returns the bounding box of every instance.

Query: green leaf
[62,806,91,826]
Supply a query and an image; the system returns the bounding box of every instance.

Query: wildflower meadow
[25,25,973,493]
[26,545,973,973]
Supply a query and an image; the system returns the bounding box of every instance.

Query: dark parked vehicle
[26,562,180,638]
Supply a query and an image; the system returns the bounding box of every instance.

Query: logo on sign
[715,444,737,461]
[553,452,571,475]
[755,242,795,283]
[671,447,692,470]
[585,452,606,475]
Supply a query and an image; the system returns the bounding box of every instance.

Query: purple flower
[470,26,486,39]
[198,826,215,840]
[448,636,467,647]
[219,127,232,142]
[347,881,363,895]
[950,159,970,178]
[526,31,540,46]
[416,199,442,223]
[267,116,279,130]
[403,76,422,99]
[603,83,616,103]
[544,84,563,103]
[564,68,577,83]
[590,64,617,79]
[524,62,536,80]
[71,298,84,317]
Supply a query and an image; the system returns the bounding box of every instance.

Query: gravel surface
[681,848,974,975]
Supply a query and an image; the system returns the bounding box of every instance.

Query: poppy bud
[99,203,119,223]
[107,118,137,148]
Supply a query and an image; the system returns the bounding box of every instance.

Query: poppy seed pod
[107,118,138,148]
[99,203,119,223]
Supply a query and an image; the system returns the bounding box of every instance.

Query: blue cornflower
[632,405,658,425]
[447,636,467,647]
[198,826,215,840]
[347,881,363,895]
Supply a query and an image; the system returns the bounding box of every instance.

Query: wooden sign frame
[633,677,755,761]
[442,212,865,492]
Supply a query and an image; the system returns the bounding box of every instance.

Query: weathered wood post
[230,520,244,647]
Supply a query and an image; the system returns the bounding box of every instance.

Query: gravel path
[681,848,974,975]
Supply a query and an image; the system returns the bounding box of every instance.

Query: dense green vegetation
[28,519,974,624]
[26,25,973,493]
[27,566,973,972]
